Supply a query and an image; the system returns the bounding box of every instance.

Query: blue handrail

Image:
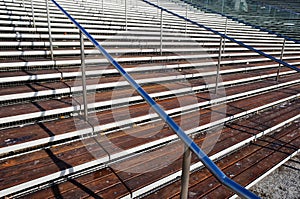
[50,0,259,198]
[142,0,300,73]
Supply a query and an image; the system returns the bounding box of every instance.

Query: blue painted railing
[50,0,265,198]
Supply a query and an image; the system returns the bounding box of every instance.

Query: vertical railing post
[185,5,188,34]
[222,18,227,53]
[125,0,127,31]
[80,31,88,121]
[46,0,54,60]
[160,9,163,56]
[221,0,225,14]
[102,0,104,15]
[31,0,36,29]
[215,37,223,93]
[157,0,159,17]
[276,38,286,81]
[180,145,192,199]
[22,0,25,8]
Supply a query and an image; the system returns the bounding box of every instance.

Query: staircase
[0,0,299,198]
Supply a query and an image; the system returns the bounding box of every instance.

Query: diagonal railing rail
[50,0,260,198]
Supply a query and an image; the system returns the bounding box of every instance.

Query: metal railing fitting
[180,146,192,199]
[31,0,36,29]
[215,37,223,93]
[160,9,163,55]
[46,0,54,60]
[79,31,88,121]
[276,39,286,81]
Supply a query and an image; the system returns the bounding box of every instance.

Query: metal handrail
[50,0,259,198]
[142,0,300,73]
